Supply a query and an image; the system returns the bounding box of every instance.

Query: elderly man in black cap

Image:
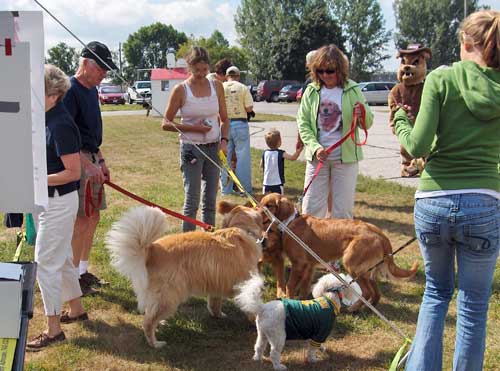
[63,41,117,296]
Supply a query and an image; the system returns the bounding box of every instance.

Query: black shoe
[79,275,98,296]
[27,331,65,350]
[80,272,108,288]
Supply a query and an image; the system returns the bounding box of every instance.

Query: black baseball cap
[81,41,117,71]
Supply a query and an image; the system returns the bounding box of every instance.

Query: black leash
[347,236,417,285]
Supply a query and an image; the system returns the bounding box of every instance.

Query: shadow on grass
[358,215,415,237]
[356,200,415,214]
[76,297,258,370]
[279,348,394,370]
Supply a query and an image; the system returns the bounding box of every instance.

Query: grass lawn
[1,115,498,370]
[100,103,145,111]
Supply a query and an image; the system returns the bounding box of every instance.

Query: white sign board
[0,11,47,213]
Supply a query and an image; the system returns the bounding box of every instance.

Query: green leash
[389,338,412,370]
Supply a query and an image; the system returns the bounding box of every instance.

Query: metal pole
[464,0,467,19]
[118,42,122,73]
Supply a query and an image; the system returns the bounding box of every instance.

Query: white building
[150,68,189,117]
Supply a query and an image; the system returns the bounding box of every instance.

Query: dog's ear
[421,50,432,61]
[217,200,237,215]
[277,195,295,220]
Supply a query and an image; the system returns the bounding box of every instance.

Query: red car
[99,85,126,105]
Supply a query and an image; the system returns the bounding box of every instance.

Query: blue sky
[2,0,499,72]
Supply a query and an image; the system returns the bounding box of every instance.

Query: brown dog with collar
[260,193,418,311]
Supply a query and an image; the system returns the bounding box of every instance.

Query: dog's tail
[377,255,419,281]
[105,206,168,312]
[234,273,265,315]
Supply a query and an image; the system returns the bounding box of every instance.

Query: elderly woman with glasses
[27,64,87,350]
[297,44,373,219]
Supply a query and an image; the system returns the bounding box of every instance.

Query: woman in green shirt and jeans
[394,10,500,371]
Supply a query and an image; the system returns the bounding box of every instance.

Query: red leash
[301,103,368,198]
[84,179,213,231]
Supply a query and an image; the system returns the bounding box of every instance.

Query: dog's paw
[273,364,287,371]
[153,340,167,348]
[252,353,262,362]
[307,355,320,363]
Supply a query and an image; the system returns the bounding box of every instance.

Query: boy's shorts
[263,185,284,194]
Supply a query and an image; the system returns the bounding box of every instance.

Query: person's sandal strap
[60,311,89,323]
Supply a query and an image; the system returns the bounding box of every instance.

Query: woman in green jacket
[394,10,500,371]
[297,44,373,219]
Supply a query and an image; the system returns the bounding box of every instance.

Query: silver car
[358,81,395,105]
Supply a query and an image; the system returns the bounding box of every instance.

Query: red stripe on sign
[5,39,12,55]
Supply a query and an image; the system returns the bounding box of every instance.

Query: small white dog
[235,273,361,370]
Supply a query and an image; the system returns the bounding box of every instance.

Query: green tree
[329,0,391,81]
[123,22,187,74]
[46,42,79,76]
[235,0,344,80]
[177,30,249,72]
[393,0,481,69]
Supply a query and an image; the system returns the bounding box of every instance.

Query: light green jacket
[297,80,374,162]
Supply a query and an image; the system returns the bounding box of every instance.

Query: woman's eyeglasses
[317,69,336,75]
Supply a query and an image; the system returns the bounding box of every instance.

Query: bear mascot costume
[388,44,432,177]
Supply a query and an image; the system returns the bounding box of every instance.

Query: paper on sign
[0,262,23,281]
[0,12,15,39]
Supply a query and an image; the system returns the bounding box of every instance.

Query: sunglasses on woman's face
[317,69,336,75]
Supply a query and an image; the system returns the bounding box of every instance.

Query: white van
[358,81,395,105]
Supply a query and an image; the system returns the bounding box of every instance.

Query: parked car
[125,80,151,104]
[278,84,302,102]
[296,87,303,102]
[98,85,125,105]
[255,80,301,103]
[358,81,396,105]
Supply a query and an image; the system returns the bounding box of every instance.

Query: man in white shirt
[221,66,254,195]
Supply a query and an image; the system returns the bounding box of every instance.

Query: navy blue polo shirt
[63,76,102,153]
[45,101,81,197]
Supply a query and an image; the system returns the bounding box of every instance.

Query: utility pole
[119,42,123,72]
[464,0,467,19]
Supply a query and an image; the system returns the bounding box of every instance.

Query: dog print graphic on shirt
[319,99,341,132]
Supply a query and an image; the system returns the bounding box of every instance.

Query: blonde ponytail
[460,10,500,69]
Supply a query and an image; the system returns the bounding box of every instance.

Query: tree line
[46,0,484,82]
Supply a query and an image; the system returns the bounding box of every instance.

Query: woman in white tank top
[161,46,229,231]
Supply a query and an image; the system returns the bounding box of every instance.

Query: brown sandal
[60,311,89,323]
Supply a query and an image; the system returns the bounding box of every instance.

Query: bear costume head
[396,44,432,86]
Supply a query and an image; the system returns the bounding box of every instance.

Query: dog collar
[277,208,300,233]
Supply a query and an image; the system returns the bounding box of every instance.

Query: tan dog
[260,193,418,311]
[388,44,432,177]
[106,202,263,348]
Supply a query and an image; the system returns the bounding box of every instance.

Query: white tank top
[179,79,220,144]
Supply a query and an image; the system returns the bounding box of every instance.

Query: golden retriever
[259,193,418,311]
[106,202,263,348]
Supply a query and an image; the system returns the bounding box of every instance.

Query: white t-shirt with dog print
[318,87,342,161]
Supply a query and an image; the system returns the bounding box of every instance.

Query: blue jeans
[405,193,500,371]
[221,120,252,195]
[180,142,220,232]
